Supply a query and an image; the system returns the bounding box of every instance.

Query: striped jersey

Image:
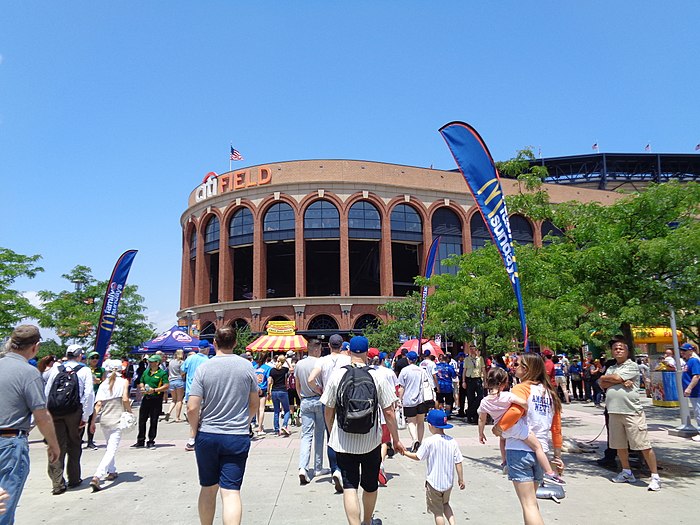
[416,433,463,491]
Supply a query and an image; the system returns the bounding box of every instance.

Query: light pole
[668,306,699,437]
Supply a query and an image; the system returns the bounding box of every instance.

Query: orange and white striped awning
[246,334,308,352]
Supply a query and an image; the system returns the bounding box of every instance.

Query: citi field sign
[195,167,272,202]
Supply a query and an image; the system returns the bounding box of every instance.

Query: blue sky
[2,2,699,336]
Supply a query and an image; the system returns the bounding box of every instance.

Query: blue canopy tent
[133,326,203,354]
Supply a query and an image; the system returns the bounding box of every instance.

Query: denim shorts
[195,432,250,490]
[0,435,30,524]
[506,449,543,483]
[168,378,185,391]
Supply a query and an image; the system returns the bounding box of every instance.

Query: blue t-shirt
[435,362,457,393]
[254,363,272,390]
[682,356,700,397]
[554,363,565,377]
[182,353,209,397]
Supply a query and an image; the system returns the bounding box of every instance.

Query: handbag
[117,412,137,433]
[421,369,435,403]
[395,406,407,430]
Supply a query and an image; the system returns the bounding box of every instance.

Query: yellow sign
[266,320,296,336]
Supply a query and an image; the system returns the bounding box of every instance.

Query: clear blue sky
[2,2,699,335]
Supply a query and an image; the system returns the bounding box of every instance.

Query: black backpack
[47,364,85,416]
[336,365,378,434]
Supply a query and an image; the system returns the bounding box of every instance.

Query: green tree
[38,265,156,358]
[0,247,44,337]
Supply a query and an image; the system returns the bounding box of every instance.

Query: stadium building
[178,153,700,340]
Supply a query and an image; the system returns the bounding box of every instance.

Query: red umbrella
[398,338,443,357]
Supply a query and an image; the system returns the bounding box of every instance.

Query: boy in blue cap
[403,409,464,525]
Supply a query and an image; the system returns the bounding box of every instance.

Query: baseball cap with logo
[66,344,84,357]
[406,351,418,361]
[426,409,453,429]
[680,342,696,352]
[199,340,210,349]
[329,334,343,348]
[367,348,380,359]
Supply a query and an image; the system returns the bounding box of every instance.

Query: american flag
[592,143,598,151]
[644,143,651,152]
[230,146,243,161]
[695,143,700,151]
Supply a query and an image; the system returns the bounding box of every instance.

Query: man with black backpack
[321,336,406,525]
[44,344,94,495]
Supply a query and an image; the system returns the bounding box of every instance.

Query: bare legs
[617,447,658,475]
[512,481,544,525]
[198,485,243,525]
[406,413,425,446]
[342,488,378,525]
[168,388,185,421]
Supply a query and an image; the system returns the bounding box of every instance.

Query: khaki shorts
[608,412,652,450]
[425,481,452,515]
[555,376,567,387]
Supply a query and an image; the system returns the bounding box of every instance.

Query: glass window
[470,213,491,251]
[204,217,220,253]
[391,204,422,242]
[229,208,254,247]
[263,202,295,242]
[304,200,340,239]
[432,208,462,275]
[541,220,564,246]
[349,201,381,239]
[189,229,197,259]
[307,315,339,331]
[509,215,533,245]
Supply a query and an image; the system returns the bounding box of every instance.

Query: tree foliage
[38,265,156,358]
[0,247,44,337]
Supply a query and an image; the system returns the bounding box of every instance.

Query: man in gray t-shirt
[295,340,325,484]
[0,325,59,522]
[187,326,259,524]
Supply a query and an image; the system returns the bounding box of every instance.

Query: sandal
[106,472,119,481]
[90,477,101,492]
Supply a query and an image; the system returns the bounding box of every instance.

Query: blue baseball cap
[349,336,369,354]
[198,340,210,348]
[426,409,453,429]
[406,351,418,361]
[341,341,350,351]
[680,342,696,351]
[379,352,387,360]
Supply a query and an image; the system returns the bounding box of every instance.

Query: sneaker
[299,468,310,485]
[370,518,383,525]
[147,442,157,450]
[256,431,266,438]
[611,471,636,484]
[67,479,83,488]
[86,441,98,450]
[332,470,344,493]
[499,461,508,475]
[543,472,566,486]
[316,468,331,476]
[280,427,291,437]
[52,485,66,496]
[647,477,661,491]
[692,435,700,442]
[131,442,145,448]
[185,441,195,452]
[378,466,387,486]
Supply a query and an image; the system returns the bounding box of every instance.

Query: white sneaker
[692,435,700,442]
[332,470,343,493]
[298,468,310,485]
[647,477,661,491]
[611,471,636,484]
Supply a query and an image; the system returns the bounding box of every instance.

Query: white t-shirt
[320,363,397,454]
[477,392,529,441]
[398,364,424,407]
[417,433,463,491]
[314,352,351,389]
[505,383,554,453]
[372,364,398,424]
[420,359,437,378]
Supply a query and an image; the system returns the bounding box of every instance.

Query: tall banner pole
[93,250,138,362]
[418,236,441,345]
[439,122,529,352]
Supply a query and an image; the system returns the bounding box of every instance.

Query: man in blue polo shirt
[680,342,700,442]
[183,341,210,451]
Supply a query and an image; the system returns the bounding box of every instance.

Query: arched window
[304,200,340,239]
[353,314,380,331]
[391,204,422,242]
[470,213,491,251]
[307,315,339,331]
[541,220,564,246]
[204,217,220,253]
[229,208,254,247]
[229,318,249,331]
[348,201,381,239]
[189,229,197,259]
[263,203,295,242]
[509,215,533,245]
[200,321,216,342]
[431,208,462,275]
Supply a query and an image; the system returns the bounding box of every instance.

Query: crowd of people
[1,324,699,525]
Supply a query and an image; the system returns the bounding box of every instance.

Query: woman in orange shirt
[494,353,563,525]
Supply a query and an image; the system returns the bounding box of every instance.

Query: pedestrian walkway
[16,397,700,524]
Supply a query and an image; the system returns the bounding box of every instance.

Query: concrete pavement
[15,395,700,524]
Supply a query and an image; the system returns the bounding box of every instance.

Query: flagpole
[229,143,232,172]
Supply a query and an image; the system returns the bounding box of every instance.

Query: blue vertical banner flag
[418,236,441,345]
[93,250,138,361]
[439,122,529,352]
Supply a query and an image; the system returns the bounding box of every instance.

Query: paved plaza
[16,397,699,525]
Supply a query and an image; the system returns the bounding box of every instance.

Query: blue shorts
[168,378,185,391]
[195,432,251,490]
[506,449,543,483]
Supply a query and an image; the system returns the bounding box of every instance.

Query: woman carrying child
[493,353,564,525]
[478,368,565,485]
